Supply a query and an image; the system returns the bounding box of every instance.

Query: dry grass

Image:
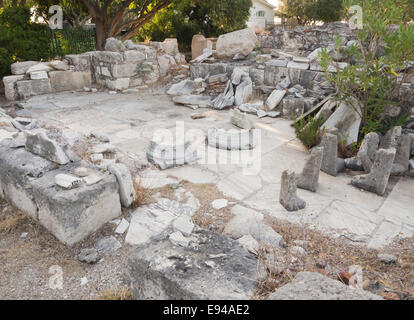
[96,287,132,300]
[131,177,154,209]
[254,216,414,300]
[0,209,28,233]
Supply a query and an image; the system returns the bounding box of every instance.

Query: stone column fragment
[279,170,306,212]
[320,133,344,176]
[391,134,411,175]
[351,148,396,196]
[297,147,323,192]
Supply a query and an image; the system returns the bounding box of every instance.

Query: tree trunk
[96,19,107,50]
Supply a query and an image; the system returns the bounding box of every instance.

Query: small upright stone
[351,148,396,196]
[391,134,411,175]
[25,130,70,165]
[297,147,323,192]
[108,163,136,207]
[358,132,380,173]
[279,170,306,212]
[379,126,402,149]
[320,133,344,176]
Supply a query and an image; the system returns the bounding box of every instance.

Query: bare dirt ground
[1,178,413,300]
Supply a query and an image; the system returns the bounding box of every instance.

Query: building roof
[253,0,277,10]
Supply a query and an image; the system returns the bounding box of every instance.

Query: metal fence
[49,27,96,57]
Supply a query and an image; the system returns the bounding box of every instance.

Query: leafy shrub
[279,0,344,25]
[294,115,327,149]
[0,6,55,78]
[319,0,414,141]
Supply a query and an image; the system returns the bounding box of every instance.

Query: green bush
[319,0,414,141]
[135,0,252,50]
[279,0,344,25]
[0,6,54,78]
[293,115,327,149]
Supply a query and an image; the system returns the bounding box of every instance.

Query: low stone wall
[2,38,186,100]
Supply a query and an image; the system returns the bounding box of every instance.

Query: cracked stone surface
[16,91,414,249]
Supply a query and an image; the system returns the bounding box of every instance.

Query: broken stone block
[216,28,257,58]
[322,100,362,146]
[48,60,69,71]
[55,174,82,189]
[190,63,227,80]
[25,130,70,165]
[238,101,264,114]
[297,147,323,192]
[26,63,53,74]
[358,132,380,173]
[234,77,253,106]
[351,148,396,196]
[207,73,227,84]
[211,80,234,110]
[379,126,402,149]
[161,38,179,56]
[231,67,249,85]
[108,163,136,208]
[391,134,411,175]
[78,248,100,264]
[256,54,272,64]
[10,61,38,75]
[190,49,213,63]
[115,218,130,234]
[105,77,130,91]
[287,61,309,70]
[49,71,92,92]
[173,215,194,237]
[3,75,25,100]
[128,229,258,299]
[265,89,286,110]
[172,95,211,108]
[231,109,253,130]
[167,79,197,96]
[16,79,52,99]
[208,124,258,150]
[30,71,48,80]
[111,63,139,78]
[266,59,288,67]
[237,234,259,255]
[191,35,213,60]
[123,50,146,63]
[169,231,189,247]
[320,133,345,176]
[212,199,228,210]
[279,170,306,212]
[267,272,382,300]
[282,96,305,119]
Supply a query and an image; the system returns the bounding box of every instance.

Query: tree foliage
[135,0,252,48]
[319,0,414,139]
[279,0,344,25]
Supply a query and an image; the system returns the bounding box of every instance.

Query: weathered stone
[297,147,323,192]
[266,59,288,67]
[358,132,380,172]
[115,218,130,234]
[191,35,213,60]
[91,51,124,64]
[128,229,258,300]
[169,231,189,247]
[167,79,197,96]
[91,143,116,153]
[211,80,234,110]
[265,89,286,110]
[216,28,258,58]
[161,38,179,56]
[48,60,69,71]
[30,71,48,80]
[207,73,227,84]
[104,37,126,51]
[322,100,362,146]
[290,246,306,257]
[238,101,264,114]
[391,134,411,175]
[249,68,265,85]
[351,148,396,196]
[282,96,305,118]
[10,61,38,75]
[16,79,52,99]
[234,77,253,106]
[190,63,227,79]
[173,215,194,237]
[3,75,25,100]
[287,61,309,70]
[279,170,306,212]
[231,67,249,85]
[379,126,402,149]
[190,49,213,63]
[320,133,345,176]
[97,236,122,254]
[123,50,146,64]
[125,198,195,245]
[49,71,92,92]
[208,125,258,150]
[55,173,82,189]
[25,130,70,165]
[111,63,138,78]
[78,248,100,264]
[108,163,136,208]
[267,272,383,300]
[65,54,91,71]
[105,78,130,91]
[158,54,176,76]
[237,234,259,255]
[255,54,272,64]
[211,199,228,210]
[172,95,211,108]
[26,63,53,73]
[231,109,253,130]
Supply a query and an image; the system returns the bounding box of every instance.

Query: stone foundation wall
[2,38,186,100]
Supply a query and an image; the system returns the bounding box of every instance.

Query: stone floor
[18,90,414,249]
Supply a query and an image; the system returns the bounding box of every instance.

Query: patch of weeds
[0,209,28,233]
[293,115,326,149]
[131,175,153,209]
[96,287,132,300]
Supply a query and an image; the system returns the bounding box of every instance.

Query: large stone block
[190,63,227,79]
[111,63,138,78]
[128,229,258,300]
[216,28,258,58]
[3,75,25,101]
[16,79,52,99]
[191,35,213,60]
[10,61,38,75]
[65,54,91,71]
[49,71,92,92]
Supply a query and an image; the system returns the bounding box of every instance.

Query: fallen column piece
[320,133,344,176]
[108,163,136,207]
[297,147,323,192]
[128,229,258,300]
[345,132,380,172]
[351,148,396,196]
[279,170,306,212]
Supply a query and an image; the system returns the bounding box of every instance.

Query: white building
[247,0,277,30]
